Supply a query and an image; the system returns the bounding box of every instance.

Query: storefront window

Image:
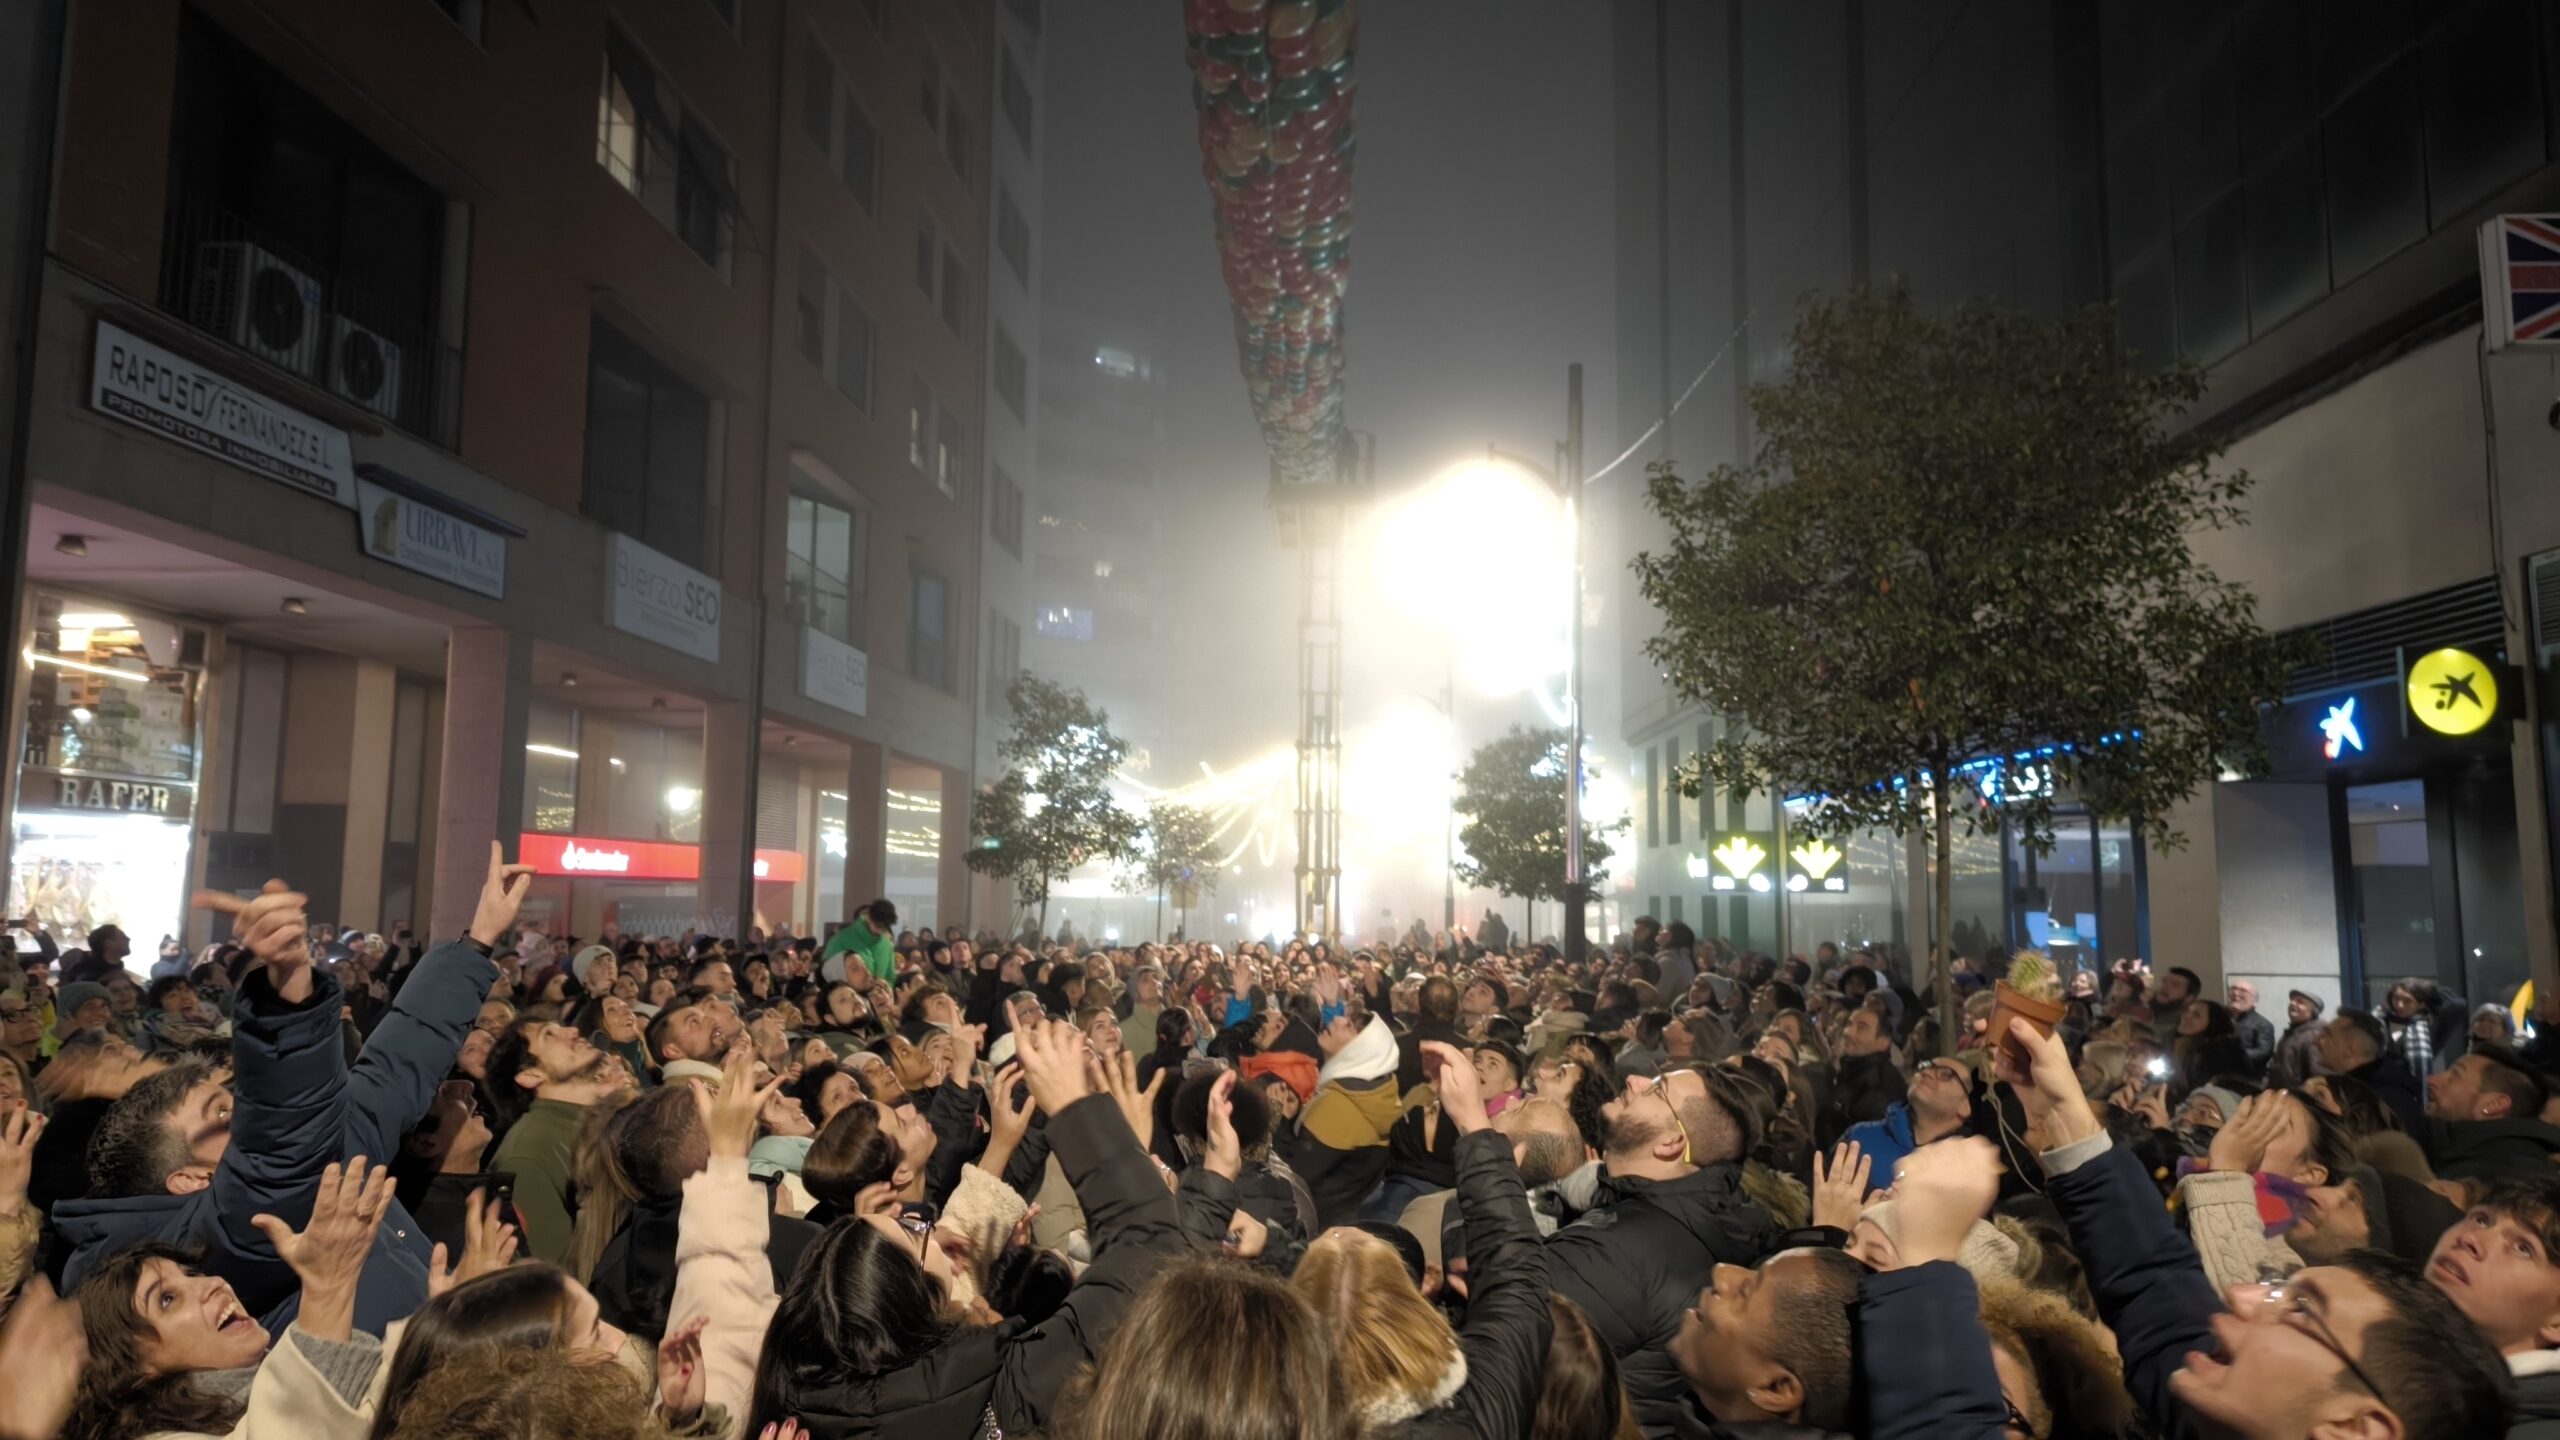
[523,699,579,833]
[11,595,206,957]
[817,785,848,925]
[2096,820,2140,966]
[595,715,703,842]
[2346,780,2436,1000]
[2013,816,2097,970]
[885,763,941,933]
[1783,822,1906,954]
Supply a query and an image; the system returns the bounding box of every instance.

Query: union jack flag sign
[2480,215,2560,349]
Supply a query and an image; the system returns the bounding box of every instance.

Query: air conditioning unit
[327,315,404,420]
[190,241,323,376]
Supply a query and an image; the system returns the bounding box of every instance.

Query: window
[1645,746,1660,847]
[943,104,973,182]
[994,326,1027,419]
[910,568,953,691]
[597,33,736,270]
[583,318,713,571]
[935,407,963,496]
[163,10,456,440]
[989,465,1023,558]
[1000,47,1034,152]
[996,188,1031,286]
[916,216,941,297]
[786,483,866,648]
[1036,605,1093,641]
[939,245,968,333]
[984,610,1021,708]
[803,40,880,213]
[1664,737,1682,845]
[795,250,874,409]
[909,382,933,471]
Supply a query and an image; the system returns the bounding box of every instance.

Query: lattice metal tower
[1272,432,1370,939]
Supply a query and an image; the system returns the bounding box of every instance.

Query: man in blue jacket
[2001,1015,2513,1439]
[1839,1055,1975,1192]
[57,841,531,1336]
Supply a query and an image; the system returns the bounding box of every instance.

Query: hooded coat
[1294,1013,1407,1229]
[56,942,493,1336]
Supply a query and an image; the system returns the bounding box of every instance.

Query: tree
[1453,725,1622,933]
[967,673,1143,936]
[1632,284,2306,1045]
[1122,801,1221,941]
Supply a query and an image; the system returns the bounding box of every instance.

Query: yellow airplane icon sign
[1709,836,1771,893]
[1788,839,1847,893]
[2406,647,2499,738]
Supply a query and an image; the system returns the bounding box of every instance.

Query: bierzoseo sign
[606,533,721,663]
[357,478,507,599]
[25,769,195,824]
[800,626,868,717]
[89,320,357,507]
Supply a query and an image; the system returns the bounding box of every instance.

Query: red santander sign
[517,832,806,884]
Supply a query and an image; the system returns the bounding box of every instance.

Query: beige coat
[146,1329,382,1440]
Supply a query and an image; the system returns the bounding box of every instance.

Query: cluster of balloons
[1186,0,1359,486]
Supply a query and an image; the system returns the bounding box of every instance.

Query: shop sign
[355,478,506,599]
[517,832,805,884]
[89,320,357,507]
[24,768,194,823]
[2407,647,2500,737]
[800,627,868,717]
[1786,838,1848,893]
[606,534,721,663]
[2320,697,2365,759]
[1706,832,1776,893]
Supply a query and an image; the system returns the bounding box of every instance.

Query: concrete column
[431,627,531,942]
[2147,787,2225,987]
[841,740,886,922]
[2213,780,2344,1016]
[336,659,398,927]
[938,765,969,935]
[414,685,445,939]
[698,700,756,937]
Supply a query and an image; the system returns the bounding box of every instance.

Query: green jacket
[821,917,895,985]
[492,1097,589,1265]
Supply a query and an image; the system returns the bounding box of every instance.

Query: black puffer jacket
[2512,1363,2560,1439]
[1547,1163,1780,1439]
[1378,1128,1553,1439]
[784,1096,1191,1440]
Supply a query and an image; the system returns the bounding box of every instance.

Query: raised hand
[1811,1140,1873,1231]
[195,880,311,998]
[986,1062,1035,1153]
[2207,1091,2290,1174]
[693,1046,784,1161]
[0,1108,45,1219]
[1888,1136,2004,1268]
[427,1186,519,1298]
[1202,1070,1243,1179]
[470,841,539,949]
[656,1313,709,1425]
[1993,1017,2100,1153]
[1223,1206,1268,1258]
[1420,1040,1489,1134]
[251,1158,392,1342]
[1096,1049,1165,1151]
[1014,1018,1099,1117]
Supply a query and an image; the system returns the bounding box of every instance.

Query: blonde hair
[1058,1259,1348,1440]
[1289,1228,1464,1424]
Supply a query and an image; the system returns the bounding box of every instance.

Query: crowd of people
[0,869,2553,1437]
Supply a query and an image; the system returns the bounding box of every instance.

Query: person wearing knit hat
[1846,1198,2029,1286]
[50,980,111,1043]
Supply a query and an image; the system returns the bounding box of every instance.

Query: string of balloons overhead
[1185,0,1359,487]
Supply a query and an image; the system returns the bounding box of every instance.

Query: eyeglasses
[1631,1074,1695,1166]
[2001,1394,2041,1440]
[894,1212,935,1259]
[2249,1283,2389,1410]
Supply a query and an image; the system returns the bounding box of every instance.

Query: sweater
[491,1097,590,1265]
[147,1328,383,1440]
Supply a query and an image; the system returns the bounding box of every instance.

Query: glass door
[2342,780,2436,1002]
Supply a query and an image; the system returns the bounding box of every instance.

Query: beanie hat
[2349,1163,2461,1263]
[1859,1200,2024,1285]
[53,981,109,1024]
[574,944,616,983]
[2188,1084,2246,1126]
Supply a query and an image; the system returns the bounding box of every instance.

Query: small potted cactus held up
[1992,949,2067,1069]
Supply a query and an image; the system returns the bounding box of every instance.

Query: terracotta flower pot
[1992,980,2066,1070]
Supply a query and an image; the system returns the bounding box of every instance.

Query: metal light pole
[1561,364,1588,968]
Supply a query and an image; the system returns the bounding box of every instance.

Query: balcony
[157,189,463,450]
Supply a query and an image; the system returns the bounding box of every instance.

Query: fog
[1037,4,1618,943]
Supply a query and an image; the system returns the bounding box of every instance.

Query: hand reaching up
[988,1062,1035,1151]
[1993,1017,2101,1153]
[252,1158,392,1342]
[1811,1140,1873,1231]
[427,1186,519,1298]
[1014,1018,1098,1117]
[1420,1041,1489,1134]
[195,880,311,999]
[0,1108,44,1218]
[656,1313,709,1425]
[693,1046,784,1161]
[1096,1049,1165,1151]
[470,842,538,949]
[1202,1070,1242,1179]
[1888,1137,2003,1269]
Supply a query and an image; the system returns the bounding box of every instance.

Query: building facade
[12,0,1000,952]
[1610,0,2560,1013]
